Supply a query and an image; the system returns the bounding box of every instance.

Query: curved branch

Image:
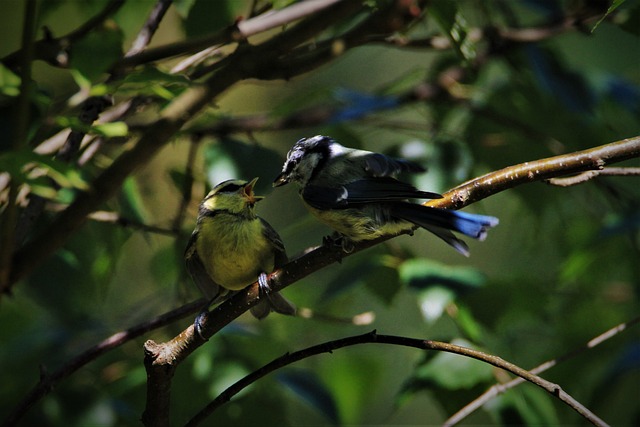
[186,331,609,427]
[445,316,640,426]
[1,0,126,71]
[546,167,640,187]
[2,299,204,427]
[5,0,367,292]
[118,0,346,69]
[150,136,640,349]
[125,0,174,57]
[141,135,638,426]
[426,136,640,210]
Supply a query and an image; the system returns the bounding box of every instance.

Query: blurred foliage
[1,0,639,426]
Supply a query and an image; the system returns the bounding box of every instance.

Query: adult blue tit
[185,178,295,320]
[273,135,498,256]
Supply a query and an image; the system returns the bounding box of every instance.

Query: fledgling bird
[273,135,498,256]
[185,178,295,323]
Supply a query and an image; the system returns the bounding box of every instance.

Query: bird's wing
[302,177,442,210]
[259,217,288,267]
[362,152,425,177]
[184,232,225,302]
[255,218,296,318]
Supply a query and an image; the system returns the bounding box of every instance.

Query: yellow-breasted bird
[185,178,295,323]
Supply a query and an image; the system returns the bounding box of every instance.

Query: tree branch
[0,0,38,291]
[139,135,639,426]
[125,0,173,57]
[1,0,126,71]
[426,136,640,210]
[117,0,347,69]
[546,167,640,187]
[5,0,367,293]
[186,331,609,427]
[444,316,640,426]
[2,299,204,427]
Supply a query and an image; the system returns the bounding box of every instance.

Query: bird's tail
[250,291,297,319]
[391,203,499,256]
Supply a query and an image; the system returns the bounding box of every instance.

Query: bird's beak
[243,177,264,204]
[273,173,289,188]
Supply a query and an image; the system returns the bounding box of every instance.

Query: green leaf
[591,0,627,33]
[91,122,129,137]
[117,66,190,101]
[416,286,455,323]
[430,0,476,65]
[150,245,179,288]
[184,0,238,38]
[207,361,251,400]
[363,262,401,304]
[0,63,21,97]
[69,24,124,81]
[278,369,340,425]
[489,386,560,426]
[119,178,148,224]
[123,66,190,86]
[0,149,89,191]
[453,304,484,342]
[413,338,493,389]
[399,258,486,291]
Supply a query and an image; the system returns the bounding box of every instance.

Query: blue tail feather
[391,203,498,255]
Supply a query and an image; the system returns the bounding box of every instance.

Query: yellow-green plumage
[196,213,274,291]
[185,178,295,319]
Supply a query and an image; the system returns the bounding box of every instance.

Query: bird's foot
[194,308,210,341]
[322,233,354,256]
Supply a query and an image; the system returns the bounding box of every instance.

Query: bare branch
[125,0,174,57]
[547,167,640,187]
[186,331,609,427]
[426,136,640,210]
[3,0,371,292]
[118,0,346,69]
[140,136,640,422]
[1,0,126,71]
[0,0,38,291]
[444,316,640,426]
[2,299,204,426]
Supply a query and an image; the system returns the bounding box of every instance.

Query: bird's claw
[323,232,354,254]
[194,308,210,341]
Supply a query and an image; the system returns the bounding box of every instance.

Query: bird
[273,135,498,256]
[185,178,295,327]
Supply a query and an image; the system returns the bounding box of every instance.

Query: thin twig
[0,0,38,291]
[118,0,345,69]
[547,167,640,187]
[140,136,640,422]
[426,136,640,210]
[5,0,366,293]
[444,316,640,426]
[87,210,177,236]
[1,299,204,427]
[1,0,126,71]
[125,0,174,57]
[185,331,609,427]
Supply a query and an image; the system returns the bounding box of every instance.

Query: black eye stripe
[219,183,243,193]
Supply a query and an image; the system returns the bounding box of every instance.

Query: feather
[390,202,499,249]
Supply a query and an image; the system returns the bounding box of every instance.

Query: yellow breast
[304,202,412,241]
[197,216,274,290]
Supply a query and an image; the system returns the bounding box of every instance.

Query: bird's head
[273,135,339,188]
[201,177,263,216]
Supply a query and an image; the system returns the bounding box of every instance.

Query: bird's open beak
[272,173,289,188]
[243,177,264,204]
